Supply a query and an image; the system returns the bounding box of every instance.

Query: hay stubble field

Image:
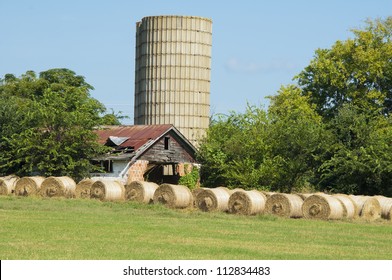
[0,196,391,260]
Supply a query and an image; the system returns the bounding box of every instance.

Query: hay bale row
[349,195,381,221]
[14,176,45,196]
[228,190,266,215]
[191,187,206,207]
[301,193,382,221]
[90,179,125,201]
[375,196,392,220]
[153,183,193,208]
[40,176,76,198]
[195,187,231,212]
[75,178,97,199]
[0,175,19,195]
[333,194,357,219]
[302,194,345,220]
[265,193,303,218]
[125,181,159,203]
[2,176,392,222]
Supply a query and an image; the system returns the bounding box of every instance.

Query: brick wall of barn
[126,160,149,184]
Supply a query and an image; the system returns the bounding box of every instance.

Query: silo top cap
[140,15,212,22]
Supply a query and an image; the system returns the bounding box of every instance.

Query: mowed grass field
[0,196,391,260]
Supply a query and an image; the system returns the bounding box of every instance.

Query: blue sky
[1,0,392,124]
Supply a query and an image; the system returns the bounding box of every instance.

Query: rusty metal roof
[95,124,174,151]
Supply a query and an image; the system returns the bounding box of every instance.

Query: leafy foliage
[197,105,270,189]
[317,104,392,196]
[296,17,392,119]
[0,69,114,180]
[178,164,200,190]
[198,17,392,196]
[197,87,326,192]
[265,85,327,192]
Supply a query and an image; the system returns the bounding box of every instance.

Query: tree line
[197,17,392,196]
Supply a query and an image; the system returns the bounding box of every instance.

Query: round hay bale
[153,183,193,208]
[40,176,76,198]
[0,175,19,195]
[191,187,206,207]
[90,179,125,201]
[265,193,303,218]
[213,186,244,194]
[192,187,205,199]
[196,188,231,212]
[75,178,97,199]
[374,196,392,220]
[229,188,245,194]
[228,190,266,215]
[361,197,382,221]
[14,176,45,196]
[302,194,344,220]
[125,181,159,203]
[333,194,357,219]
[349,195,381,221]
[348,195,367,216]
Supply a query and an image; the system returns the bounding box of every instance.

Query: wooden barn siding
[139,131,196,163]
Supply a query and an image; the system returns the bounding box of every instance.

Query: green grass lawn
[0,196,391,260]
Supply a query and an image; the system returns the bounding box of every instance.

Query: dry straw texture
[40,176,76,198]
[229,188,245,194]
[265,193,303,218]
[191,187,206,207]
[212,186,244,195]
[90,179,125,201]
[75,178,97,199]
[260,191,275,198]
[360,197,381,220]
[296,193,313,200]
[125,181,159,203]
[14,176,45,196]
[228,190,266,215]
[333,194,357,219]
[349,195,381,221]
[0,175,19,195]
[153,184,193,208]
[195,188,231,212]
[302,194,344,220]
[374,196,392,220]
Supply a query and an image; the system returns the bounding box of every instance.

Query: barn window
[164,137,170,150]
[102,160,113,173]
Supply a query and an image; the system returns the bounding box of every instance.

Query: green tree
[317,104,392,196]
[197,17,392,196]
[197,89,326,193]
[0,69,112,179]
[295,17,392,196]
[296,17,392,119]
[197,105,269,189]
[265,85,327,192]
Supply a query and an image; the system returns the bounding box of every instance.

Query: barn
[92,124,198,185]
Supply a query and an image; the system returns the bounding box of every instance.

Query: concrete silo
[134,15,212,145]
